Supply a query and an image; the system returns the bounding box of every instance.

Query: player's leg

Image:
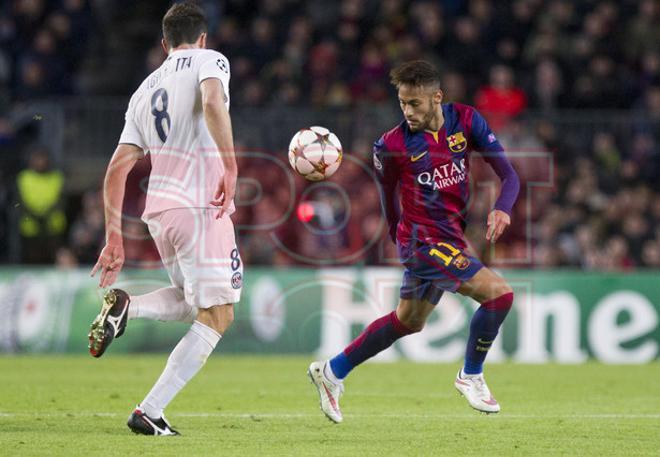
[87,213,197,358]
[88,285,196,358]
[128,303,233,436]
[454,266,513,413]
[328,297,434,379]
[132,304,232,421]
[127,214,197,322]
[128,286,197,322]
[128,209,242,435]
[309,296,436,423]
[458,266,513,374]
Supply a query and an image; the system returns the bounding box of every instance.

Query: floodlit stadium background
[0,0,658,363]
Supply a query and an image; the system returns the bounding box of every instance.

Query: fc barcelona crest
[447,131,467,153]
[452,254,471,270]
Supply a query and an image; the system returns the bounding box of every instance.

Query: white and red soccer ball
[288,126,342,181]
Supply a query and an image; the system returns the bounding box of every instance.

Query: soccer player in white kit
[88,2,241,436]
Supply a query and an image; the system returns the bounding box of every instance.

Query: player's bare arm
[91,143,144,288]
[201,78,237,219]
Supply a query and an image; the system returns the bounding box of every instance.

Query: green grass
[1,356,659,456]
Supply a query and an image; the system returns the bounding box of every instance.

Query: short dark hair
[390,60,441,88]
[162,1,207,48]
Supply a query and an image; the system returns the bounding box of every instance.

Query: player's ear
[198,32,207,49]
[161,38,168,54]
[434,89,444,105]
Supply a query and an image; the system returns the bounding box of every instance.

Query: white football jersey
[118,48,233,220]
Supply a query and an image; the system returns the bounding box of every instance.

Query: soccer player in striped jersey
[309,60,520,422]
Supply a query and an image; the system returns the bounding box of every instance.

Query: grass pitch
[1,356,659,456]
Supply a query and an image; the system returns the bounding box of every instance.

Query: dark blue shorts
[398,239,483,304]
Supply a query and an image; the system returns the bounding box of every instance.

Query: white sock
[460,368,481,379]
[324,361,342,385]
[141,321,221,419]
[128,287,197,322]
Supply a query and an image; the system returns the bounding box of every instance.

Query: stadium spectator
[68,188,104,264]
[641,240,660,268]
[55,246,78,269]
[475,64,528,130]
[529,58,566,111]
[15,145,66,264]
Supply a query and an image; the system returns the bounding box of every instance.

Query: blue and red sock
[329,311,414,380]
[463,292,513,375]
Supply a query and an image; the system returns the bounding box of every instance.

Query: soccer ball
[288,126,342,181]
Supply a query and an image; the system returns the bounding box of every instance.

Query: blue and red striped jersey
[373,103,519,249]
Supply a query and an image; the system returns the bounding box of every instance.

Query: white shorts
[145,208,243,308]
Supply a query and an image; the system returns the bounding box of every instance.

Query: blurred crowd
[193,0,659,113]
[0,0,93,108]
[0,0,659,270]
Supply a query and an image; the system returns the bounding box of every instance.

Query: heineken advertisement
[0,267,658,363]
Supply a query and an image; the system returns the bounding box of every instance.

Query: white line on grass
[1,412,659,419]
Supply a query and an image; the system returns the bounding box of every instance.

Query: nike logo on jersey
[411,151,428,162]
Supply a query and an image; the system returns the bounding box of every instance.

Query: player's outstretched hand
[210,170,237,219]
[486,209,510,243]
[91,243,125,288]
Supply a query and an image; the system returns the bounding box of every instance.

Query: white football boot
[308,361,344,423]
[454,369,501,413]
